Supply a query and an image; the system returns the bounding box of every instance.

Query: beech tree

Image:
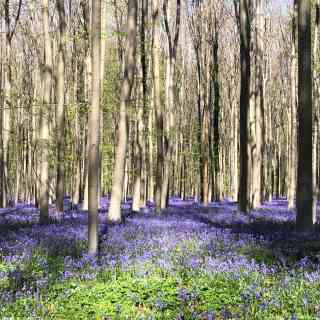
[296,0,314,233]
[238,0,251,213]
[0,0,318,225]
[55,0,66,213]
[161,0,181,209]
[39,0,52,223]
[87,0,102,255]
[108,0,137,223]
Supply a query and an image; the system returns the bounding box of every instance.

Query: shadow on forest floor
[157,199,320,268]
[2,198,320,269]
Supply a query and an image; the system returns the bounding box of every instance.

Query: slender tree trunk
[98,0,107,208]
[161,0,180,209]
[148,98,154,202]
[313,0,319,211]
[252,0,264,208]
[108,0,137,223]
[296,0,314,233]
[87,0,101,255]
[232,99,239,201]
[202,102,210,205]
[82,0,91,211]
[288,0,297,210]
[212,30,220,201]
[132,120,142,212]
[140,0,148,208]
[3,0,13,208]
[238,0,251,213]
[55,0,66,213]
[153,0,163,213]
[0,17,5,207]
[161,56,171,209]
[72,88,81,206]
[40,0,52,223]
[195,49,204,202]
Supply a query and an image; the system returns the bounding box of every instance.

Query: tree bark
[153,0,163,213]
[161,0,181,209]
[296,0,314,233]
[88,0,101,255]
[238,0,251,213]
[108,0,137,223]
[55,0,67,213]
[288,0,297,210]
[212,29,220,201]
[40,0,53,223]
[252,0,264,209]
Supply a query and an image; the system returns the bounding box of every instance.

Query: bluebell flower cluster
[1,197,320,318]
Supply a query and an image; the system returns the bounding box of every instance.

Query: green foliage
[2,243,320,319]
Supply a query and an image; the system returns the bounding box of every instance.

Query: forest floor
[1,198,320,319]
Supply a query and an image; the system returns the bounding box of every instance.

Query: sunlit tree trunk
[252,0,264,208]
[82,0,91,211]
[98,0,107,209]
[288,0,297,210]
[202,44,210,205]
[55,0,67,213]
[2,0,21,207]
[87,0,101,255]
[161,0,181,209]
[132,119,142,212]
[108,0,137,223]
[39,0,52,223]
[152,0,163,212]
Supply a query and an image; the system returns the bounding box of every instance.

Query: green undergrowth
[2,240,320,319]
[1,261,320,319]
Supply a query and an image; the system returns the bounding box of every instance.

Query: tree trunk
[252,0,264,209]
[87,0,101,255]
[153,0,163,213]
[140,0,148,208]
[55,0,67,213]
[3,0,14,208]
[40,0,53,223]
[288,0,297,210]
[108,0,137,223]
[132,120,142,212]
[313,0,319,212]
[296,0,314,233]
[238,0,251,213]
[212,30,220,201]
[161,0,180,209]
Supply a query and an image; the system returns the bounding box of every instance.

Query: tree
[161,0,181,209]
[212,6,221,202]
[313,0,319,214]
[2,0,22,207]
[238,0,251,213]
[55,0,66,213]
[87,0,101,255]
[288,0,297,210]
[152,0,163,213]
[39,0,52,223]
[251,0,264,209]
[81,0,91,212]
[108,0,137,223]
[296,0,314,233]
